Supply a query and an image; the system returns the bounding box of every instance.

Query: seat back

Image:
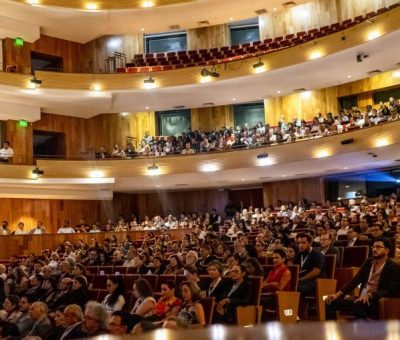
[236,306,262,326]
[315,278,337,321]
[156,275,176,292]
[379,298,400,320]
[199,297,215,325]
[248,276,263,305]
[276,291,300,323]
[324,254,337,279]
[334,267,360,296]
[262,265,299,291]
[342,246,369,267]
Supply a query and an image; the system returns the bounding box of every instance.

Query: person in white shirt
[0,141,14,162]
[29,221,46,234]
[14,222,28,235]
[57,220,76,234]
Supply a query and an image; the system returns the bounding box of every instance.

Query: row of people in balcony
[96,98,400,159]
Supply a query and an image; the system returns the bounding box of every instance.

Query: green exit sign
[18,120,28,127]
[15,37,24,46]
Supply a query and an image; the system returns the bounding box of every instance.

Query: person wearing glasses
[325,237,400,320]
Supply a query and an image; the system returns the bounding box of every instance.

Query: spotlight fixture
[341,138,354,145]
[30,77,42,87]
[144,76,155,89]
[32,167,44,179]
[200,67,219,78]
[147,164,160,175]
[256,153,269,159]
[253,59,265,73]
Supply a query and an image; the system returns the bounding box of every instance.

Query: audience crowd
[96,99,400,158]
[0,193,400,338]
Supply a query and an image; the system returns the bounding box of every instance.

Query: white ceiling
[0,0,309,43]
[1,29,400,121]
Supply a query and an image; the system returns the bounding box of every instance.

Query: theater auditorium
[0,0,399,339]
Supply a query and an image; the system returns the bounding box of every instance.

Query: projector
[257,153,269,159]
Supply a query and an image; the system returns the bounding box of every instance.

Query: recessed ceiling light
[344,167,349,169]
[315,149,330,158]
[241,178,245,181]
[141,28,145,31]
[142,1,154,7]
[282,175,287,177]
[90,83,101,91]
[277,90,281,94]
[374,138,389,147]
[230,17,234,21]
[345,185,350,188]
[145,106,150,110]
[301,91,312,98]
[120,112,129,117]
[273,7,277,11]
[310,51,323,60]
[86,2,98,10]
[89,170,104,178]
[201,163,218,172]
[347,75,352,78]
[367,30,380,40]
[392,71,400,78]
[28,0,39,5]
[232,98,236,101]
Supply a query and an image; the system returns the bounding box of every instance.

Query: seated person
[326,237,400,320]
[177,281,205,327]
[147,280,182,321]
[203,261,227,303]
[95,146,109,159]
[0,141,13,163]
[215,264,252,324]
[102,276,126,314]
[130,279,156,317]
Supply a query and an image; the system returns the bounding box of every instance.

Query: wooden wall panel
[191,105,233,131]
[187,24,230,50]
[264,87,339,124]
[135,189,229,219]
[0,198,103,234]
[85,111,155,151]
[228,188,264,210]
[5,120,33,164]
[80,34,144,73]
[32,113,87,159]
[262,177,325,207]
[3,35,83,74]
[259,0,398,40]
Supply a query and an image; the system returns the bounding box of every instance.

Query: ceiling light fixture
[315,149,330,158]
[120,112,129,117]
[142,0,154,7]
[86,2,98,10]
[90,83,101,91]
[144,76,155,89]
[28,0,39,5]
[367,30,380,41]
[201,162,218,172]
[32,167,44,179]
[310,51,323,60]
[29,77,42,89]
[89,170,104,178]
[253,59,265,73]
[201,67,219,78]
[147,164,160,176]
[392,71,400,78]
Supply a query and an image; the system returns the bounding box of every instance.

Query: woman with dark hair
[285,244,298,266]
[41,276,58,305]
[148,280,182,321]
[3,295,21,323]
[177,281,205,327]
[262,249,291,292]
[71,276,89,308]
[163,255,184,275]
[102,276,126,314]
[130,279,156,317]
[246,257,265,277]
[215,264,253,324]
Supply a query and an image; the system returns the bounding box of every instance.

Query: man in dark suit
[347,226,367,247]
[59,304,86,340]
[25,274,46,301]
[197,245,217,273]
[26,302,52,338]
[215,263,253,324]
[326,237,400,319]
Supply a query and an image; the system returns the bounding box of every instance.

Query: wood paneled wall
[2,35,83,74]
[187,24,230,50]
[259,0,398,40]
[228,188,264,210]
[5,120,33,164]
[262,177,325,207]
[264,87,339,124]
[191,105,233,131]
[134,189,229,218]
[32,113,88,159]
[81,34,144,73]
[85,111,155,150]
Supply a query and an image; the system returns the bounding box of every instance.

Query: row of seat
[116,5,398,74]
